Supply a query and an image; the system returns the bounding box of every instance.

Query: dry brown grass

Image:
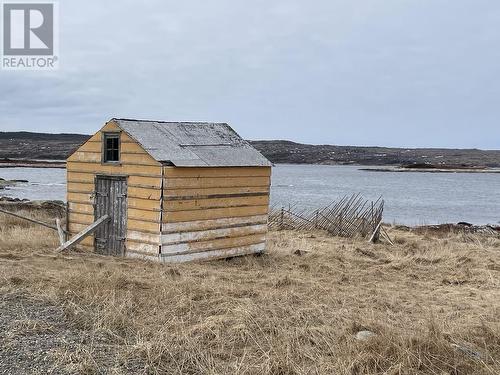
[0,210,499,374]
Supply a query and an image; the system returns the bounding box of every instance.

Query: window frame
[102,132,121,164]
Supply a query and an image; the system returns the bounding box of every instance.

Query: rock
[293,249,309,256]
[450,343,485,360]
[356,330,376,341]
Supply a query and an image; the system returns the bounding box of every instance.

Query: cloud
[0,0,499,148]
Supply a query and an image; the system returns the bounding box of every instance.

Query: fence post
[280,207,284,230]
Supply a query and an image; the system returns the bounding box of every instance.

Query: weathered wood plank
[56,215,110,252]
[128,186,162,200]
[163,205,269,223]
[161,214,268,233]
[128,197,161,211]
[163,186,269,197]
[68,202,94,214]
[161,233,266,254]
[56,218,66,245]
[127,218,160,233]
[160,242,266,263]
[67,162,162,176]
[0,208,59,231]
[67,182,94,193]
[163,166,271,178]
[161,224,267,245]
[163,195,269,211]
[127,230,160,244]
[126,240,159,255]
[163,176,270,189]
[67,171,95,183]
[128,208,161,221]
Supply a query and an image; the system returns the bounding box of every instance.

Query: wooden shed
[66,118,272,262]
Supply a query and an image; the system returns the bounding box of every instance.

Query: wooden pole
[0,207,59,231]
[368,221,382,243]
[56,215,110,253]
[55,218,66,245]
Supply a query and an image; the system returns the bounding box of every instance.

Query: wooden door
[94,176,127,256]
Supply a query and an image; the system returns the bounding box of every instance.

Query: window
[103,133,120,163]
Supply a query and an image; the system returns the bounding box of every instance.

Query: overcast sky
[1,0,499,148]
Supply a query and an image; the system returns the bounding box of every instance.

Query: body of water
[1,165,499,225]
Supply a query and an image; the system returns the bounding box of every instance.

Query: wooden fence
[268,193,384,239]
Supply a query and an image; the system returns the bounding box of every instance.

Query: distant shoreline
[0,159,66,169]
[2,159,500,174]
[360,167,500,174]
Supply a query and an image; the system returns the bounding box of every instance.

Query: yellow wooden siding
[163,166,271,178]
[161,223,267,245]
[67,162,161,177]
[67,120,162,255]
[164,185,269,198]
[127,218,160,233]
[163,205,268,223]
[163,195,269,212]
[160,243,266,263]
[163,176,270,189]
[161,214,268,234]
[161,233,266,255]
[126,240,159,255]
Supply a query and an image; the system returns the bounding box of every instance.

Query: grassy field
[0,209,499,374]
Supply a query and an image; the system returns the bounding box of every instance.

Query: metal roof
[112,118,272,167]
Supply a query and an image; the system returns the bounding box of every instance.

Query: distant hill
[251,140,500,167]
[1,131,499,167]
[0,132,90,160]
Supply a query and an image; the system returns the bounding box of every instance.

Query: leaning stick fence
[268,193,384,239]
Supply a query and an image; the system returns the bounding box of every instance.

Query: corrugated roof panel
[113,119,271,167]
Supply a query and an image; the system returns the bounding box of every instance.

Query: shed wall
[66,121,162,258]
[160,166,271,262]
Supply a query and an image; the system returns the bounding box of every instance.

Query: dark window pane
[104,134,120,162]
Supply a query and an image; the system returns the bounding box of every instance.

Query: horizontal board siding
[127,218,160,233]
[67,182,94,193]
[163,205,269,223]
[68,202,94,214]
[128,208,161,222]
[128,197,160,211]
[161,224,267,245]
[163,195,269,212]
[68,192,92,204]
[160,243,266,263]
[163,176,270,189]
[128,186,161,200]
[74,140,101,153]
[126,240,159,255]
[70,151,101,163]
[69,151,157,166]
[67,171,95,183]
[163,166,271,178]
[161,233,266,255]
[67,162,161,177]
[129,176,162,189]
[68,212,94,225]
[120,153,159,166]
[163,186,269,198]
[127,230,160,244]
[161,214,268,233]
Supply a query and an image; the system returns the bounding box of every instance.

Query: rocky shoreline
[0,177,28,190]
[360,167,500,173]
[0,158,65,168]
